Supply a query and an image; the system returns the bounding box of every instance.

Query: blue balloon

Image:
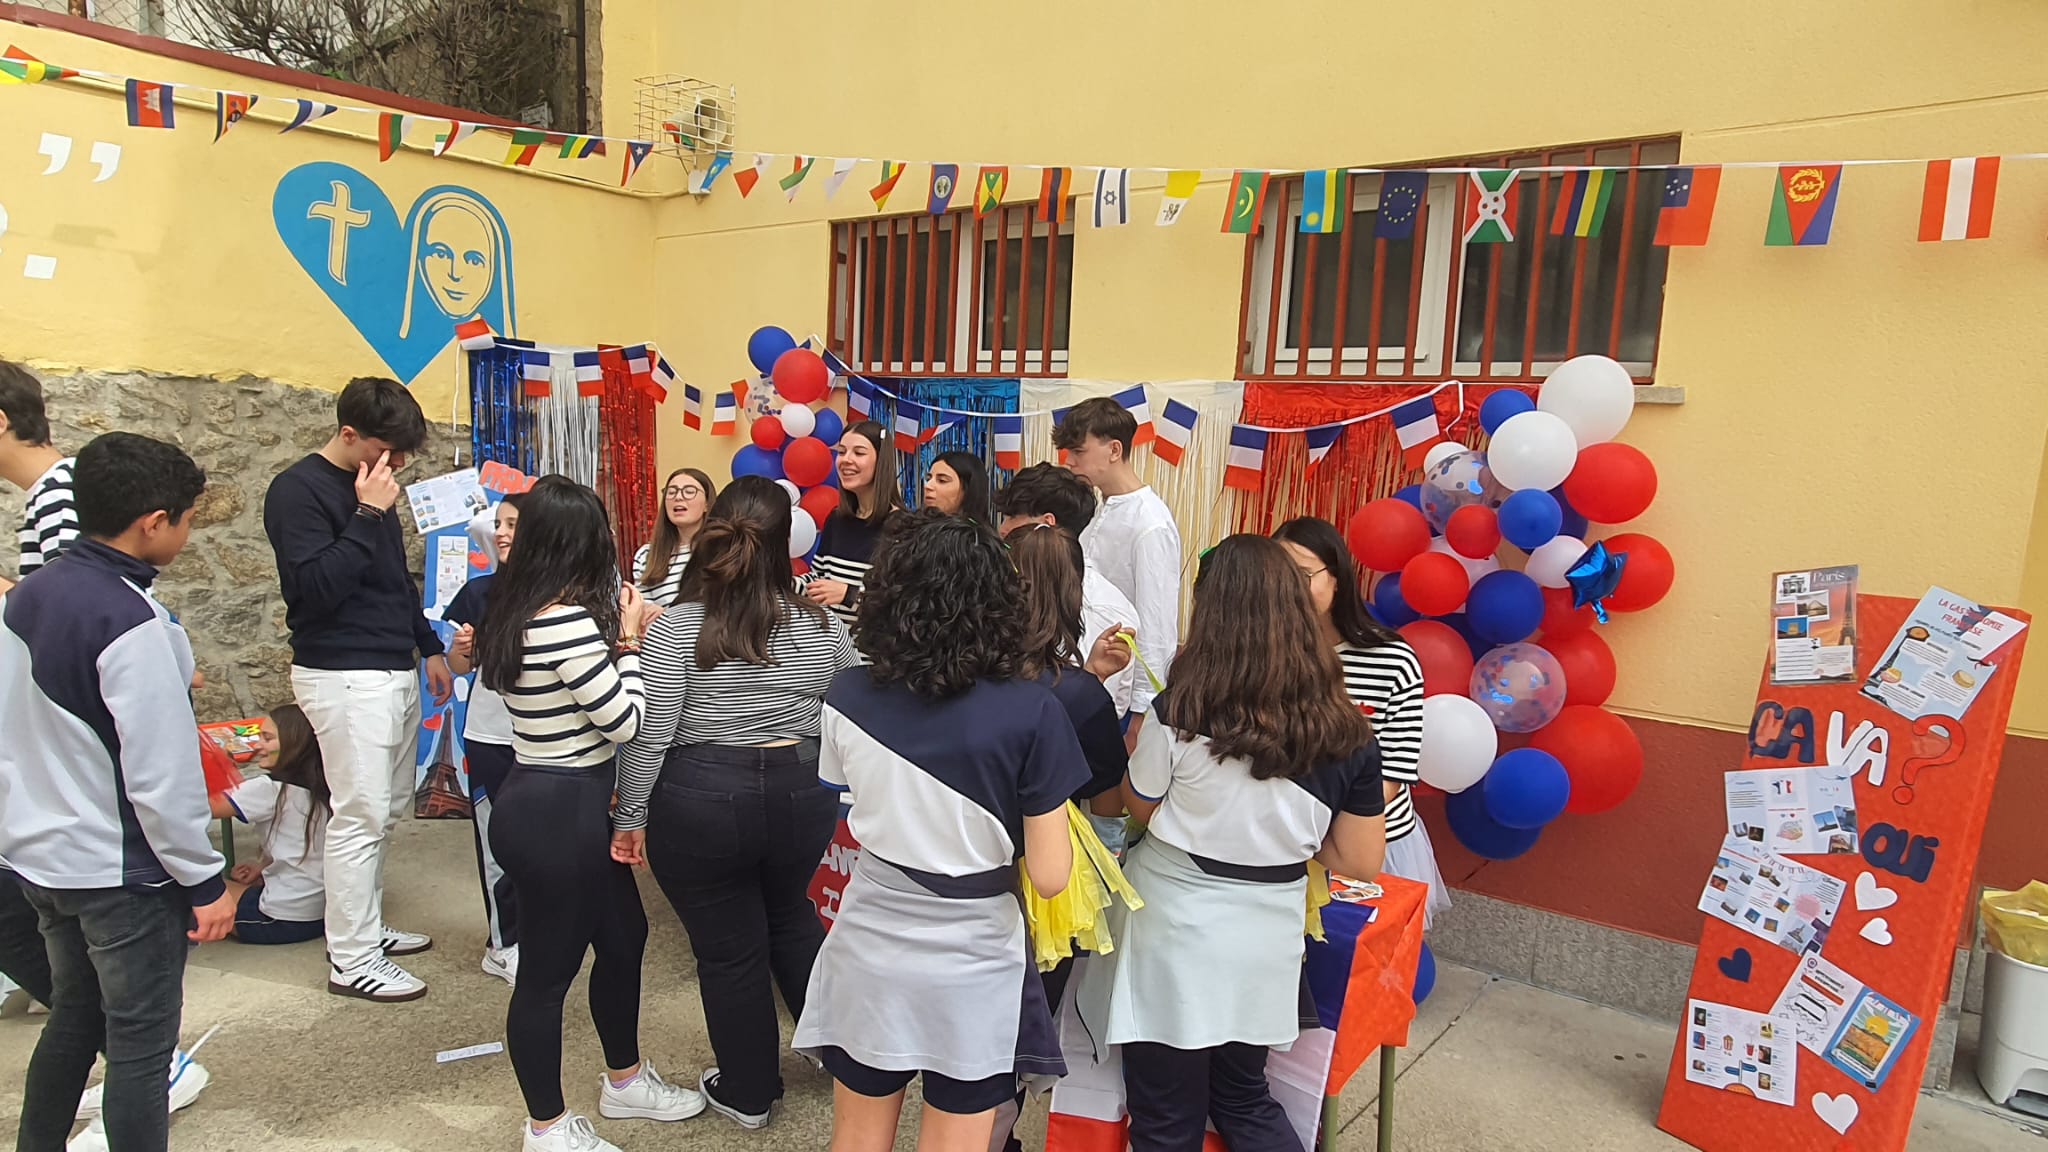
[1445,786,1544,860]
[1413,942,1437,1004]
[811,406,845,450]
[1393,484,1424,512]
[1482,748,1572,829]
[1566,540,1627,624]
[1440,611,1491,660]
[747,326,798,376]
[1498,489,1563,551]
[1373,574,1420,628]
[1551,486,1589,541]
[1364,603,1389,627]
[730,444,786,481]
[1465,570,1545,645]
[1480,389,1536,434]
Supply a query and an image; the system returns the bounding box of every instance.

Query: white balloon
[1487,410,1579,492]
[1417,694,1500,793]
[777,404,817,439]
[1538,354,1635,446]
[1429,535,1500,582]
[1524,535,1588,588]
[775,479,802,505]
[788,509,819,558]
[1422,441,1465,474]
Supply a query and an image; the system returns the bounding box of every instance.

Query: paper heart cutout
[272,161,517,385]
[1812,1091,1859,1134]
[1716,947,1753,983]
[1859,917,1894,946]
[1854,871,1898,911]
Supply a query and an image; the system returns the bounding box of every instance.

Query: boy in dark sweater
[263,377,451,1003]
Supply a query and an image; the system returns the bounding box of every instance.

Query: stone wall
[0,368,437,724]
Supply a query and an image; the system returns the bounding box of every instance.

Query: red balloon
[1398,620,1474,697]
[1562,442,1658,524]
[1536,585,1594,638]
[790,556,811,578]
[1399,552,1470,617]
[1546,629,1616,706]
[1529,705,1642,814]
[750,416,787,452]
[773,348,831,404]
[782,436,834,488]
[1602,532,1673,612]
[1444,505,1501,560]
[798,485,841,528]
[1346,499,1431,573]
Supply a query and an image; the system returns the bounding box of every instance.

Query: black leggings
[465,740,519,949]
[488,760,648,1121]
[1122,1041,1301,1152]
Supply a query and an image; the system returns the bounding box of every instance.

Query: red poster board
[1657,593,2029,1151]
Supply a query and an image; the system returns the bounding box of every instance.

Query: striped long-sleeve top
[504,605,643,769]
[16,456,77,579]
[805,509,886,627]
[1337,639,1426,842]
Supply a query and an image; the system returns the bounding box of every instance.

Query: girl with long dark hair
[1077,535,1387,1152]
[802,420,902,626]
[613,476,858,1132]
[473,475,701,1152]
[635,467,716,607]
[795,511,1087,1152]
[206,703,330,945]
[922,450,991,523]
[1272,516,1444,926]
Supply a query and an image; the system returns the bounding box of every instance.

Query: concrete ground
[2,818,2043,1151]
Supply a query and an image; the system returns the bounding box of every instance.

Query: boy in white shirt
[1052,398,1183,753]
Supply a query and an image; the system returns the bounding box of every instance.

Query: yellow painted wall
[631,0,2048,735]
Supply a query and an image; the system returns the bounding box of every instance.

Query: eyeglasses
[663,486,703,500]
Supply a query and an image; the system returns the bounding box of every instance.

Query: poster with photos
[1769,566,1860,685]
[1684,999,1795,1106]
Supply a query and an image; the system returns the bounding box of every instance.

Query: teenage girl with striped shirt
[801,420,903,626]
[1272,516,1447,926]
[633,467,715,608]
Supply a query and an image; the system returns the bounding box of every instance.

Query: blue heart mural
[273,162,519,384]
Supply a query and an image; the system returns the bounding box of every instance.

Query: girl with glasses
[635,468,717,607]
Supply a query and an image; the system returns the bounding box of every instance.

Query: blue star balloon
[1566,541,1628,623]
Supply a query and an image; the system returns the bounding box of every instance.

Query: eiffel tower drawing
[414,707,473,820]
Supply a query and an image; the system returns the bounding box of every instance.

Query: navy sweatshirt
[0,540,226,904]
[263,454,444,670]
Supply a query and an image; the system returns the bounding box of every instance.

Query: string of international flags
[0,44,2032,246]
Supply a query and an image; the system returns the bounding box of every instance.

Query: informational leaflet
[404,467,487,535]
[1699,837,1847,955]
[1862,585,2028,721]
[1723,766,1859,856]
[1767,953,1920,1091]
[1684,999,1796,1107]
[1769,566,1860,685]
[428,535,470,621]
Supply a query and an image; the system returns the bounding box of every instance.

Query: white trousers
[291,667,420,971]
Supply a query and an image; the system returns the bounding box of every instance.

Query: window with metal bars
[829,204,1073,378]
[1241,137,1680,383]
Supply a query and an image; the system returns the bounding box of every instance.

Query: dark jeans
[0,872,52,1007]
[465,740,519,949]
[489,759,647,1122]
[1122,1041,1302,1152]
[646,742,835,1116]
[16,883,190,1152]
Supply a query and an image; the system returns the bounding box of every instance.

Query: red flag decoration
[213,92,254,141]
[1223,425,1269,491]
[1653,165,1720,247]
[625,344,654,394]
[124,79,174,129]
[1152,398,1198,467]
[1,46,80,83]
[992,414,1023,470]
[504,129,549,167]
[681,384,704,430]
[520,349,554,397]
[455,318,495,351]
[734,377,752,411]
[648,356,676,404]
[919,419,958,446]
[621,140,655,187]
[1038,167,1074,223]
[892,399,925,452]
[1112,384,1154,446]
[733,154,771,198]
[376,114,413,162]
[710,392,738,436]
[572,350,604,397]
[434,120,480,158]
[1918,157,1998,242]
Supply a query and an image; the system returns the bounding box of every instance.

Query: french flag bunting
[1223,425,1269,491]
[1112,385,1154,445]
[624,343,652,385]
[920,418,958,446]
[650,355,677,394]
[573,350,604,396]
[455,318,495,351]
[847,376,875,419]
[735,377,752,411]
[1152,398,1198,467]
[1305,423,1344,467]
[1391,395,1442,465]
[992,414,1023,470]
[520,349,554,397]
[893,399,925,452]
[681,384,703,430]
[710,392,738,436]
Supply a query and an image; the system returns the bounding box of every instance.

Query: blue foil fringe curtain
[871,377,1020,513]
[468,347,535,475]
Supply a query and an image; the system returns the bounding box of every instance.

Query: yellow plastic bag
[1982,882,2048,967]
[1021,802,1146,971]
[1305,859,1333,942]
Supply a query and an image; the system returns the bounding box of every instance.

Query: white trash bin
[1978,947,2048,1115]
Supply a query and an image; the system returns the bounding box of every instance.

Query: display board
[1657,591,2029,1151]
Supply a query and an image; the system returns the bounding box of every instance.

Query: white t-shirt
[1081,564,1141,718]
[1129,718,1383,869]
[225,776,327,922]
[1079,486,1181,716]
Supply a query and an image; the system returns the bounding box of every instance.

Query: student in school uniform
[472,476,703,1152]
[1272,516,1445,926]
[801,420,903,628]
[795,510,1087,1152]
[633,468,715,608]
[1077,534,1388,1152]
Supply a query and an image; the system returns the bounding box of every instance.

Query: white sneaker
[598,1061,706,1122]
[522,1113,618,1152]
[699,1067,772,1130]
[482,944,519,987]
[379,925,433,956]
[74,1050,209,1119]
[328,955,428,1002]
[66,1118,107,1152]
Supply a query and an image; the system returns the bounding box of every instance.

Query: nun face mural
[274,162,518,384]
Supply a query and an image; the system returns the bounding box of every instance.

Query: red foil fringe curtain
[597,355,658,576]
[1231,382,1515,535]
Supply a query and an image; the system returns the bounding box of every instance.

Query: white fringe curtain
[534,360,602,487]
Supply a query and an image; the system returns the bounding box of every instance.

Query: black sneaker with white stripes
[329,956,428,1002]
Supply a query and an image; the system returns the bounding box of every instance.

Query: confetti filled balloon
[1468,642,1568,733]
[1419,450,1503,532]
